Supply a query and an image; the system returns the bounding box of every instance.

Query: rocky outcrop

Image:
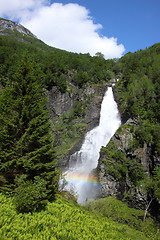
[97,119,154,209]
[47,85,75,118]
[0,18,36,37]
[48,84,106,129]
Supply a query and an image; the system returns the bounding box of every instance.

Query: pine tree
[0,53,58,199]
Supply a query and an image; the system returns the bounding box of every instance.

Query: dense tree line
[114,43,160,154]
[0,53,58,211]
[0,34,114,91]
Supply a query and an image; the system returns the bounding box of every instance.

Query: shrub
[14,175,48,213]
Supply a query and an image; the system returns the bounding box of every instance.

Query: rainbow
[64,173,100,185]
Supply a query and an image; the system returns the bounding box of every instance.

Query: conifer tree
[0,54,58,199]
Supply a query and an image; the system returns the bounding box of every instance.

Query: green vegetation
[87,197,160,240]
[14,175,48,213]
[0,19,160,238]
[112,43,160,208]
[114,44,160,153]
[0,31,115,91]
[53,121,87,160]
[0,193,151,240]
[0,53,59,210]
[101,138,145,186]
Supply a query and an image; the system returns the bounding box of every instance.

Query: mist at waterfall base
[61,87,121,204]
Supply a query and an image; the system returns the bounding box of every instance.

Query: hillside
[0,193,158,240]
[0,18,160,238]
[0,18,115,166]
[97,43,160,219]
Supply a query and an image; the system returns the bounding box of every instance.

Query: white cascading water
[62,87,121,204]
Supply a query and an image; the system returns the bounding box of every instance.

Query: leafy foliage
[101,139,145,186]
[14,175,48,213]
[144,167,160,207]
[114,43,160,124]
[0,193,149,240]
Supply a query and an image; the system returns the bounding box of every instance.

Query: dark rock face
[47,84,107,168]
[47,84,106,129]
[47,86,74,118]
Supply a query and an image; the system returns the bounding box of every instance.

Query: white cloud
[0,0,49,21]
[0,1,125,59]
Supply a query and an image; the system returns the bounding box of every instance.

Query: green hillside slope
[0,193,150,240]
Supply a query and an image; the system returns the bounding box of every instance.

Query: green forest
[0,19,160,239]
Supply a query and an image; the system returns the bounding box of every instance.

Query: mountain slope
[97,43,160,220]
[0,18,115,166]
[0,193,151,240]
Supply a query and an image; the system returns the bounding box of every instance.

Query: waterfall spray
[62,87,121,204]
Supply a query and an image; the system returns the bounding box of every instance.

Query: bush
[14,175,48,213]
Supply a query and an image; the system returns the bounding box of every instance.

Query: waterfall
[62,87,121,204]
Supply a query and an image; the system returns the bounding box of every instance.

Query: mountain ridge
[0,18,36,38]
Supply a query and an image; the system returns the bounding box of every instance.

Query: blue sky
[0,0,159,58]
[56,0,160,53]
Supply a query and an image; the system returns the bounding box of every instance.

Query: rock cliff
[47,83,107,168]
[48,84,105,129]
[97,116,160,213]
